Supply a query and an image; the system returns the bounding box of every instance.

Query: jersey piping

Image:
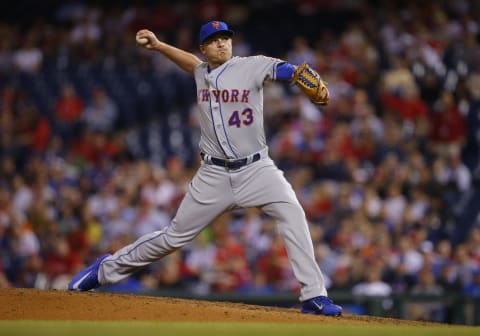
[208,83,228,157]
[214,62,239,158]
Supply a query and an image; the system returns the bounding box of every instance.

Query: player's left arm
[275,62,330,105]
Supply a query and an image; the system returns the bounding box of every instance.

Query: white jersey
[193,55,283,159]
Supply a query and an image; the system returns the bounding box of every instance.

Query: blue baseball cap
[199,20,234,44]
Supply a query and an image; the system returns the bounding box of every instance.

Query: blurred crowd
[1,0,480,322]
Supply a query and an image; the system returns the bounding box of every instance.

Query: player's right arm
[136,29,202,75]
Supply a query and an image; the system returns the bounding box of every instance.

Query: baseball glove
[292,62,329,105]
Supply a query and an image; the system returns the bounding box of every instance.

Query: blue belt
[201,152,261,169]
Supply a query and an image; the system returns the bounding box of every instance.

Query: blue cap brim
[200,30,234,44]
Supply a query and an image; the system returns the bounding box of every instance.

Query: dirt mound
[0,288,427,325]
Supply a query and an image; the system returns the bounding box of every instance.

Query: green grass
[0,321,478,336]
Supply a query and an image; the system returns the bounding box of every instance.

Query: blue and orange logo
[212,21,220,30]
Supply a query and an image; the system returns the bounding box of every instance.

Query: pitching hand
[135,29,161,49]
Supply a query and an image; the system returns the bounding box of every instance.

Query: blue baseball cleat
[68,254,110,291]
[301,296,342,316]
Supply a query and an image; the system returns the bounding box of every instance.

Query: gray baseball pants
[98,155,327,301]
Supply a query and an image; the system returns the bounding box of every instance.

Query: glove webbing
[298,66,319,89]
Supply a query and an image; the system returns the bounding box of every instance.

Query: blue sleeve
[275,62,295,81]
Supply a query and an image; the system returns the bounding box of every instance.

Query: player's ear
[199,44,206,55]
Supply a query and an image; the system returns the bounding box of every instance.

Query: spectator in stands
[382,184,407,232]
[429,91,466,158]
[451,243,478,288]
[389,236,424,290]
[256,231,298,292]
[446,151,472,193]
[53,83,84,143]
[15,104,51,154]
[287,36,315,66]
[12,31,43,73]
[70,8,102,44]
[69,128,121,165]
[139,166,179,211]
[236,267,275,295]
[82,86,118,133]
[352,265,392,297]
[131,196,170,239]
[153,251,185,289]
[382,85,429,138]
[408,268,446,322]
[184,230,216,294]
[350,90,383,142]
[463,269,480,297]
[101,193,134,245]
[43,235,81,289]
[465,227,480,265]
[210,215,251,292]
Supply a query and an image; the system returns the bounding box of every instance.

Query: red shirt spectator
[54,83,84,123]
[381,87,428,121]
[44,237,81,281]
[211,225,251,291]
[16,108,51,152]
[430,91,466,146]
[69,130,120,165]
[212,238,251,291]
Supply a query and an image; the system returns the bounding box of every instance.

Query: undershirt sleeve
[275,62,295,81]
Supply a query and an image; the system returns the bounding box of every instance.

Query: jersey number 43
[228,108,253,128]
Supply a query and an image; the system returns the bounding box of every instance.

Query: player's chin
[217,52,231,62]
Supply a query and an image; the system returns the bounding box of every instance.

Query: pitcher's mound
[0,288,424,325]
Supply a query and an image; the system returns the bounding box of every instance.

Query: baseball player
[69,20,342,316]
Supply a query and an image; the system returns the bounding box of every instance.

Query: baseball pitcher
[69,20,341,316]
